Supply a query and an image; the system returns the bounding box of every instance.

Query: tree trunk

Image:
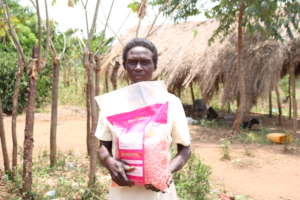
[232,1,246,133]
[275,86,282,126]
[11,58,25,174]
[227,103,231,113]
[1,0,26,175]
[177,87,182,98]
[190,83,195,106]
[83,0,101,187]
[84,52,97,186]
[110,62,120,90]
[50,57,60,167]
[289,75,292,119]
[86,83,91,155]
[0,97,10,172]
[105,68,110,93]
[22,53,38,196]
[290,63,298,135]
[268,90,273,117]
[95,55,101,96]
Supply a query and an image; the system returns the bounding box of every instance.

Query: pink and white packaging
[95,81,171,192]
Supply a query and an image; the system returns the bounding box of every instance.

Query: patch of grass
[199,119,231,129]
[174,153,211,200]
[233,128,273,145]
[3,151,109,200]
[59,83,86,106]
[219,138,231,160]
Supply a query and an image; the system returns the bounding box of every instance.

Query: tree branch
[35,0,42,71]
[85,0,101,51]
[81,0,89,38]
[44,0,51,61]
[1,0,26,64]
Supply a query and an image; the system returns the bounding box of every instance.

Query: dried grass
[101,20,300,112]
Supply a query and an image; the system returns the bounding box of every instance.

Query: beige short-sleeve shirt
[95,93,191,200]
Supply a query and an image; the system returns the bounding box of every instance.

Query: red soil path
[1,106,300,200]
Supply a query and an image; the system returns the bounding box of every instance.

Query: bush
[0,50,52,114]
[173,153,211,200]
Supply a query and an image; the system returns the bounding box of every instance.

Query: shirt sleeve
[171,97,191,146]
[95,111,112,141]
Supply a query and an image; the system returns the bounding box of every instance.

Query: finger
[118,160,136,172]
[114,166,133,186]
[123,165,135,172]
[145,184,160,192]
[167,176,173,186]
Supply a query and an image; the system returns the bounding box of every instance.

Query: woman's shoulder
[166,93,183,106]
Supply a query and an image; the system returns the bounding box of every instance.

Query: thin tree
[269,91,273,117]
[1,0,26,175]
[81,0,101,186]
[49,39,62,167]
[22,46,39,197]
[232,1,246,133]
[275,86,282,126]
[47,0,66,168]
[289,60,298,135]
[110,61,120,90]
[0,97,10,172]
[22,0,49,196]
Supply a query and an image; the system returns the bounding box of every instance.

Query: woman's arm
[169,144,191,173]
[97,141,134,187]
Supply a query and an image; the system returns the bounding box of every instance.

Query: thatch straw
[101,20,300,112]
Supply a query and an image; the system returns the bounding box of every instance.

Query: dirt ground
[1,105,300,200]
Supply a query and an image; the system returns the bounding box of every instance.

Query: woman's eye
[127,61,137,66]
[141,61,151,65]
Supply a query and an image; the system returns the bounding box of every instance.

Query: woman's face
[124,46,155,83]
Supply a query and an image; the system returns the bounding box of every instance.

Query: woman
[95,38,191,200]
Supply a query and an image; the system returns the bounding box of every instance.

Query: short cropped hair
[122,38,158,69]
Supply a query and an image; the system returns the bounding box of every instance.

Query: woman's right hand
[104,157,135,187]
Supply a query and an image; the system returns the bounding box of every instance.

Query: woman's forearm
[169,144,191,173]
[97,141,113,168]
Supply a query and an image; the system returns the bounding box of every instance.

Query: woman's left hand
[144,174,172,192]
[144,184,161,192]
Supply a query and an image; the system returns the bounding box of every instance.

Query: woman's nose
[135,62,143,71]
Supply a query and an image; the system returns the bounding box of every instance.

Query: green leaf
[128,1,139,13]
[52,0,57,6]
[192,29,198,38]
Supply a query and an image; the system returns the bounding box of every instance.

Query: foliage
[234,128,273,145]
[150,0,202,22]
[173,153,211,200]
[205,0,300,43]
[219,138,231,160]
[0,0,37,53]
[150,0,300,43]
[128,1,140,13]
[3,150,109,200]
[0,50,27,114]
[0,49,52,114]
[279,75,289,97]
[0,0,53,114]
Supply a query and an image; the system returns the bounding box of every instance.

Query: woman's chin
[132,77,151,83]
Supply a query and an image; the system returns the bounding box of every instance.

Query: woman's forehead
[127,46,153,57]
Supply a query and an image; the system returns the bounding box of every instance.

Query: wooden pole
[289,75,292,119]
[290,63,298,135]
[0,98,10,172]
[190,83,195,106]
[275,86,282,126]
[268,90,273,117]
[50,56,60,167]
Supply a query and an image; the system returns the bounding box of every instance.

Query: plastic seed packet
[95,81,171,192]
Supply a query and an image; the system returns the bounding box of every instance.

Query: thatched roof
[101,20,300,111]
